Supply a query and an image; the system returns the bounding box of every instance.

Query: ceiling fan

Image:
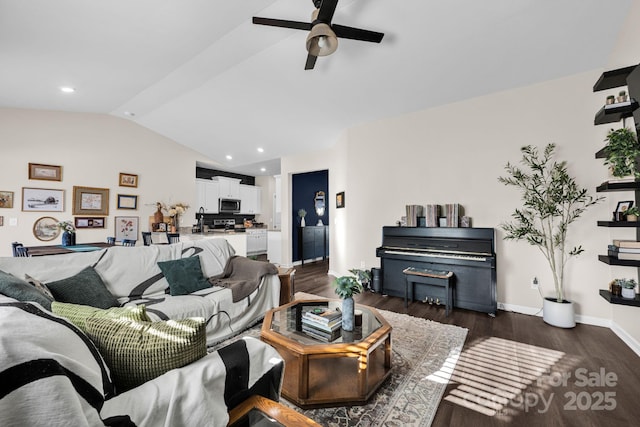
[253,0,384,70]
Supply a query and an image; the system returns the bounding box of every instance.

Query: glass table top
[268,300,382,345]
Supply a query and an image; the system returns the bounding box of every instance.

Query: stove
[212,219,245,232]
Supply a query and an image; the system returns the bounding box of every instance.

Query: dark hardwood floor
[293,260,640,427]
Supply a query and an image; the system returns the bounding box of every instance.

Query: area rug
[212,292,468,427]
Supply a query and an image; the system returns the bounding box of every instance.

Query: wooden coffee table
[260,299,392,408]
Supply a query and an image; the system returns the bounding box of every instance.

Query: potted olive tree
[499,144,603,328]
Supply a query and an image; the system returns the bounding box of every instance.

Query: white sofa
[0,238,280,346]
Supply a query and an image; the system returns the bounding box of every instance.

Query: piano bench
[402,267,454,316]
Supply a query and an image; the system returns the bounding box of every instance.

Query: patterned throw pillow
[46,266,119,309]
[51,302,150,334]
[0,270,53,310]
[24,274,55,300]
[157,256,210,296]
[84,316,207,392]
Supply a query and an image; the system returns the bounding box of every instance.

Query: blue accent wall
[292,170,329,262]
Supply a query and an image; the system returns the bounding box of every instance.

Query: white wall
[279,0,640,351]
[0,108,212,256]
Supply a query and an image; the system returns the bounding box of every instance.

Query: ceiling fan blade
[252,16,311,31]
[332,24,384,43]
[317,0,339,23]
[305,54,318,70]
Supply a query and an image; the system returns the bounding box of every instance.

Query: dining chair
[106,237,116,245]
[11,242,25,257]
[122,239,137,247]
[13,245,29,257]
[166,233,180,244]
[141,232,152,246]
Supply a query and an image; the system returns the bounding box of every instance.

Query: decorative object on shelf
[72,186,109,216]
[499,144,603,328]
[167,203,188,232]
[153,202,164,224]
[625,206,640,221]
[58,220,76,246]
[617,90,628,103]
[298,208,307,227]
[606,95,615,105]
[614,200,634,221]
[609,279,622,297]
[332,275,364,331]
[603,127,640,179]
[33,216,60,241]
[616,278,637,299]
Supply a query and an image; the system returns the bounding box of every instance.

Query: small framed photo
[438,217,448,227]
[336,191,345,209]
[119,173,138,188]
[0,191,14,208]
[74,217,106,229]
[22,187,64,212]
[29,163,62,181]
[72,186,109,216]
[33,216,60,241]
[115,216,139,242]
[154,222,167,232]
[117,194,138,210]
[616,200,634,213]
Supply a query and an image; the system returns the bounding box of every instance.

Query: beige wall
[280,1,640,352]
[0,108,210,255]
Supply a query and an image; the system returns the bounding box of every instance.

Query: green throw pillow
[51,302,150,334]
[157,256,210,296]
[46,266,119,309]
[0,270,53,310]
[84,316,207,392]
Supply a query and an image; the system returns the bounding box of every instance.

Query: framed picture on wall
[0,191,14,208]
[74,217,106,229]
[119,173,138,188]
[33,216,60,241]
[115,216,139,242]
[29,163,62,181]
[117,194,138,210]
[72,186,109,216]
[336,191,345,209]
[22,187,64,212]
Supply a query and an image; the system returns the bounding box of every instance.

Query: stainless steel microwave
[219,198,241,213]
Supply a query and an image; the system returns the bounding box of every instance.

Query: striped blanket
[0,296,284,426]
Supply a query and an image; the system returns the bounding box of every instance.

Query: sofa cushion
[158,256,210,296]
[46,266,119,309]
[84,316,207,392]
[0,270,53,310]
[24,274,55,299]
[51,302,150,334]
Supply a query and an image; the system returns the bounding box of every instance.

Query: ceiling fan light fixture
[306,23,338,57]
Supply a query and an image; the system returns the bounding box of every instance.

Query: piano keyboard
[383,249,487,262]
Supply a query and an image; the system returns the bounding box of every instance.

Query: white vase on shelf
[300,217,306,227]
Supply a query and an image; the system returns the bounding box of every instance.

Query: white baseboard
[498,302,612,328]
[610,321,640,357]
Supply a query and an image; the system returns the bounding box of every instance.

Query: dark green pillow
[46,266,119,309]
[0,270,53,310]
[158,256,210,296]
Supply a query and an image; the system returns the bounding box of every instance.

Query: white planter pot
[621,287,636,299]
[543,297,576,328]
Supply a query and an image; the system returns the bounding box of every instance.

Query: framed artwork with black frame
[616,200,634,213]
[336,191,345,209]
[72,186,109,216]
[117,194,138,210]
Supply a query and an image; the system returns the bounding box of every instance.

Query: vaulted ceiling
[0,0,632,175]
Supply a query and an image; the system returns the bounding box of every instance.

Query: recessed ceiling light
[260,167,266,172]
[123,111,135,117]
[60,86,75,93]
[225,155,233,160]
[257,147,264,153]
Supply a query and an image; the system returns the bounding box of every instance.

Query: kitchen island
[180,231,248,257]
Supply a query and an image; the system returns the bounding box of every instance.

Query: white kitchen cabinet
[246,228,267,256]
[240,184,262,215]
[213,177,241,199]
[195,179,219,213]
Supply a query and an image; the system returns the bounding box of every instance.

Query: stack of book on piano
[425,204,441,227]
[608,240,640,260]
[301,308,342,342]
[405,205,424,227]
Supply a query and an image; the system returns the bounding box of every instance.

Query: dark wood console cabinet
[299,225,329,265]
